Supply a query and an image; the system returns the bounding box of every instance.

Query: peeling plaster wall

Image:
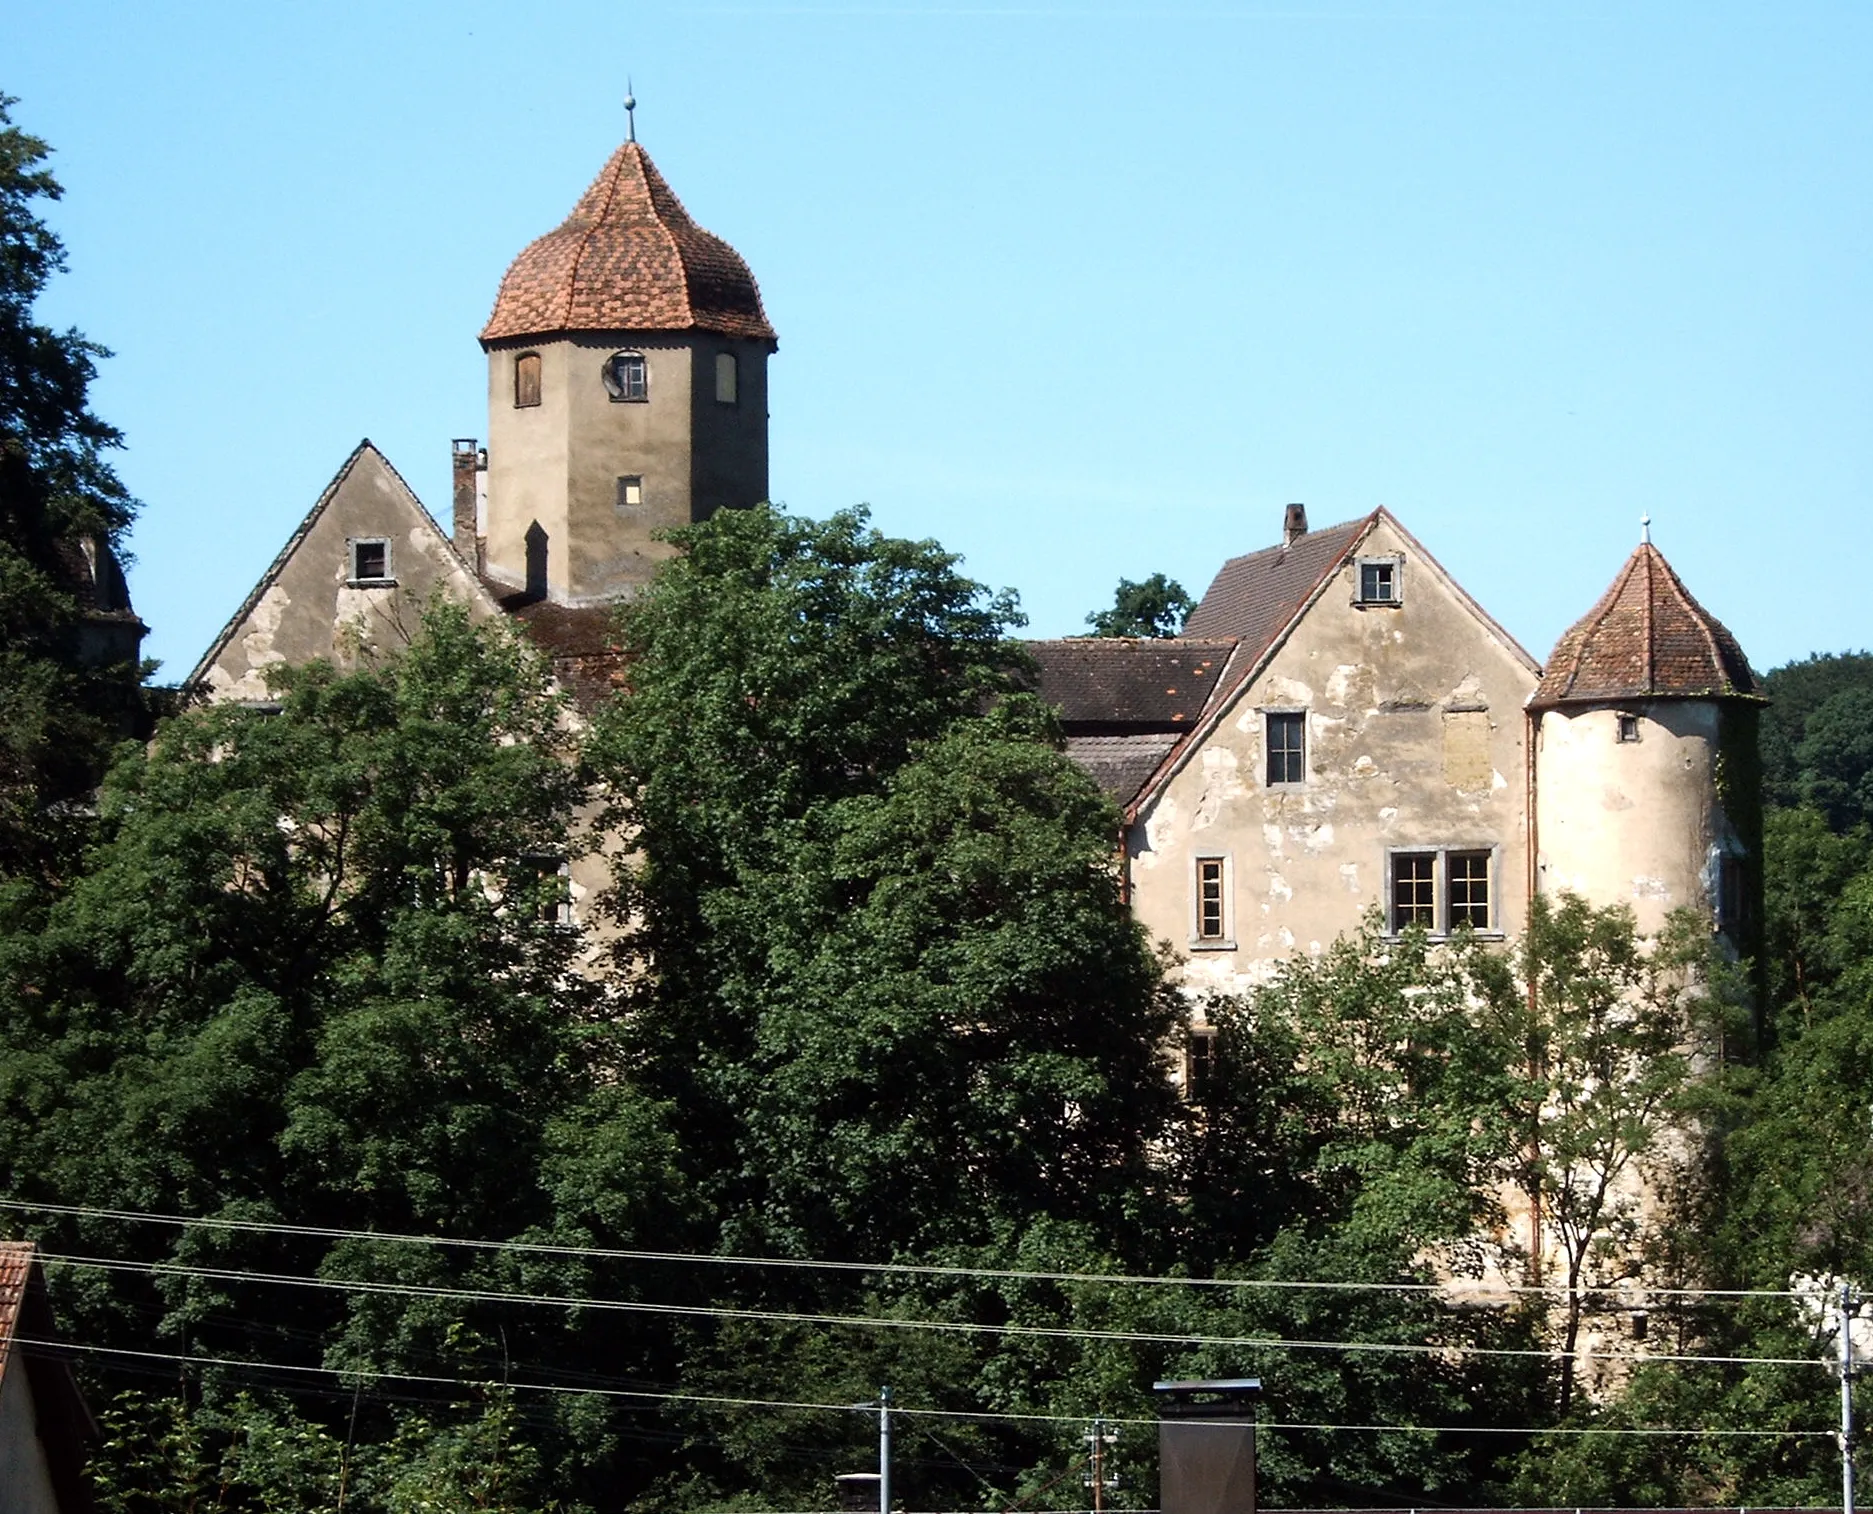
[1534,702,1726,936]
[198,453,498,703]
[1128,519,1538,992]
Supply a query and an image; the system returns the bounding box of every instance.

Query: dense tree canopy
[0,93,145,879]
[1082,572,1194,638]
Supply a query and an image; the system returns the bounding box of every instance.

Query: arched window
[714,351,738,405]
[603,351,648,402]
[514,352,542,408]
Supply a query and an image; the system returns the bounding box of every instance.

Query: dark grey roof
[1064,733,1182,806]
[1023,639,1238,731]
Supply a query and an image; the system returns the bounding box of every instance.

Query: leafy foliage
[1082,572,1194,638]
[0,94,146,878]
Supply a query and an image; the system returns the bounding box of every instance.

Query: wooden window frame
[514,352,542,409]
[1190,854,1234,950]
[1264,709,1306,788]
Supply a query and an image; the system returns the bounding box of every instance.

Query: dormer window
[603,351,648,402]
[514,352,542,408]
[348,538,393,585]
[715,351,739,405]
[1356,556,1402,606]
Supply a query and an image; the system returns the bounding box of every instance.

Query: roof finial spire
[624,79,637,143]
[1641,513,1652,545]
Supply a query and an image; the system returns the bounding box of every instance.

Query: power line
[11,1335,1828,1439]
[0,1197,1803,1301]
[32,1251,1830,1369]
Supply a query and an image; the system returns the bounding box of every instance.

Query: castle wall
[1533,702,1729,936]
[1127,517,1539,992]
[485,334,768,607]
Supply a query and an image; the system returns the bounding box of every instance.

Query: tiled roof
[1182,514,1374,651]
[1532,543,1759,707]
[0,1241,30,1380]
[1065,732,1182,806]
[1024,639,1239,730]
[481,141,775,346]
[486,585,628,712]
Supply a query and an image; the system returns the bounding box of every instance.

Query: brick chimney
[1283,503,1308,546]
[451,439,482,571]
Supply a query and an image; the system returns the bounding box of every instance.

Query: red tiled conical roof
[481,141,775,346]
[1532,543,1758,707]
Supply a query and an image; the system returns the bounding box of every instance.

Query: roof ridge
[1641,545,1655,692]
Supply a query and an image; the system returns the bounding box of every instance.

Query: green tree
[1082,573,1194,638]
[1760,652,1873,826]
[0,94,145,880]
[0,604,683,1504]
[587,504,1191,1509]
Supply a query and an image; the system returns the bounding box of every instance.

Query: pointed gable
[1533,543,1759,707]
[481,142,775,347]
[188,442,504,703]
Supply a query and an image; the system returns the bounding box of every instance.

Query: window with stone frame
[1356,556,1402,605]
[1265,710,1305,786]
[603,351,648,402]
[348,538,392,584]
[1388,848,1494,934]
[715,351,739,405]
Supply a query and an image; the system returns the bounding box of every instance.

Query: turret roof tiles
[481,142,775,346]
[1532,542,1759,706]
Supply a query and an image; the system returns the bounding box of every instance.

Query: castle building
[186,128,1763,979]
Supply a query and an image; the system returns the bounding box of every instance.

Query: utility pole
[879,1384,892,1514]
[1844,1284,1858,1514]
[1084,1418,1117,1514]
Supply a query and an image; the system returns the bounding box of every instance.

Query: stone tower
[1530,540,1763,948]
[477,139,776,606]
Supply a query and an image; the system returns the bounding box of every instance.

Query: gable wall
[196,455,499,703]
[1127,517,1539,990]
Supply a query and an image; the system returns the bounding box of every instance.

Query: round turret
[1531,541,1762,943]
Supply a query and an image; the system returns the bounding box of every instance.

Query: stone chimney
[1283,503,1308,546]
[451,439,482,570]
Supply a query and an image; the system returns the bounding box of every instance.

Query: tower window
[616,476,644,511]
[348,538,392,584]
[715,351,739,405]
[1356,556,1402,605]
[1616,712,1641,743]
[1265,711,1306,786]
[603,352,648,402]
[514,352,542,408]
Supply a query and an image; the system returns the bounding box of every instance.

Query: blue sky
[12,1,1870,678]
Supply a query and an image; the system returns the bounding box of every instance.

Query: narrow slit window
[715,351,739,405]
[1448,851,1491,930]
[514,353,542,408]
[1391,852,1436,932]
[1266,711,1305,786]
[1196,858,1227,941]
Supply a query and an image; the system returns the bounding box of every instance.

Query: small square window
[1448,851,1491,930]
[1196,857,1227,941]
[603,352,648,402]
[715,351,739,405]
[1391,852,1436,932]
[1358,559,1399,604]
[349,539,391,583]
[1266,711,1305,786]
[1616,713,1641,743]
[514,352,542,408]
[617,475,644,511]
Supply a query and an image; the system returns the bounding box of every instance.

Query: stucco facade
[188,442,505,703]
[482,332,768,605]
[1122,513,1540,990]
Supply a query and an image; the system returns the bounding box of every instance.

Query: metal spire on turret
[1641,513,1652,545]
[624,80,637,143]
